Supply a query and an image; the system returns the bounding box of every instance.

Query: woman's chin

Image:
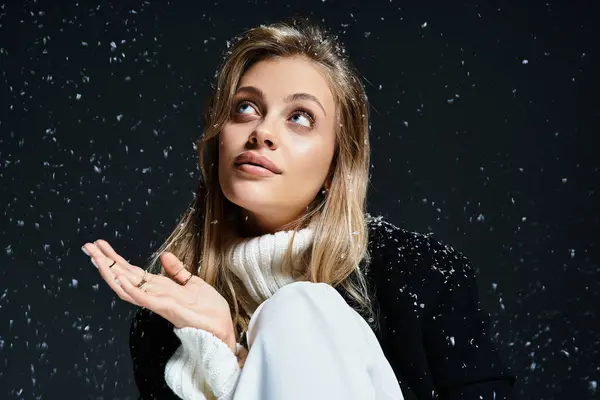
[226,191,276,214]
[225,182,274,205]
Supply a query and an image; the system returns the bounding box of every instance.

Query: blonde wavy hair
[145,19,376,341]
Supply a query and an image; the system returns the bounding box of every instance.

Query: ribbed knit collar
[225,225,315,316]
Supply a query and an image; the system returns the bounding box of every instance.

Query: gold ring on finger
[172,266,185,279]
[182,273,193,286]
[136,271,148,288]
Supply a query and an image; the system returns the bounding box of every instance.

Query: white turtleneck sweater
[164,226,315,400]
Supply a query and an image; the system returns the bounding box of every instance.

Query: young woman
[82,20,516,400]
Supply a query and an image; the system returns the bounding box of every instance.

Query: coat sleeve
[129,307,183,400]
[421,243,516,400]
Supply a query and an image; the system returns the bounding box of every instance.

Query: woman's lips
[233,151,282,174]
[235,163,277,177]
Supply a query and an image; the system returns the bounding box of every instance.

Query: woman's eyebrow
[236,86,327,116]
[284,93,327,117]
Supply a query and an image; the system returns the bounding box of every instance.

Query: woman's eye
[290,112,313,128]
[237,102,256,115]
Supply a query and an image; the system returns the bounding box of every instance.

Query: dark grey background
[1,0,598,398]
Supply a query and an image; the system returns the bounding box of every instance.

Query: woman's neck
[236,209,305,238]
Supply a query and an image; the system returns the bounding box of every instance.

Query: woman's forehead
[236,57,335,111]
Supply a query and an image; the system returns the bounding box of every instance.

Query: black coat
[129,216,516,399]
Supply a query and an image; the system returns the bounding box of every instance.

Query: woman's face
[218,56,336,235]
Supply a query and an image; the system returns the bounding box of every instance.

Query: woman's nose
[249,121,279,148]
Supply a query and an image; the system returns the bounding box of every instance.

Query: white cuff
[165,327,244,400]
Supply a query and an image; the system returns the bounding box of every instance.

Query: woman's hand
[82,239,238,353]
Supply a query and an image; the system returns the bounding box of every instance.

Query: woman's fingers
[116,273,175,317]
[85,240,149,281]
[160,252,197,286]
[94,240,141,274]
[117,273,209,330]
[83,240,201,318]
[83,243,140,305]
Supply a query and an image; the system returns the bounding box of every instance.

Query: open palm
[81,239,237,352]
